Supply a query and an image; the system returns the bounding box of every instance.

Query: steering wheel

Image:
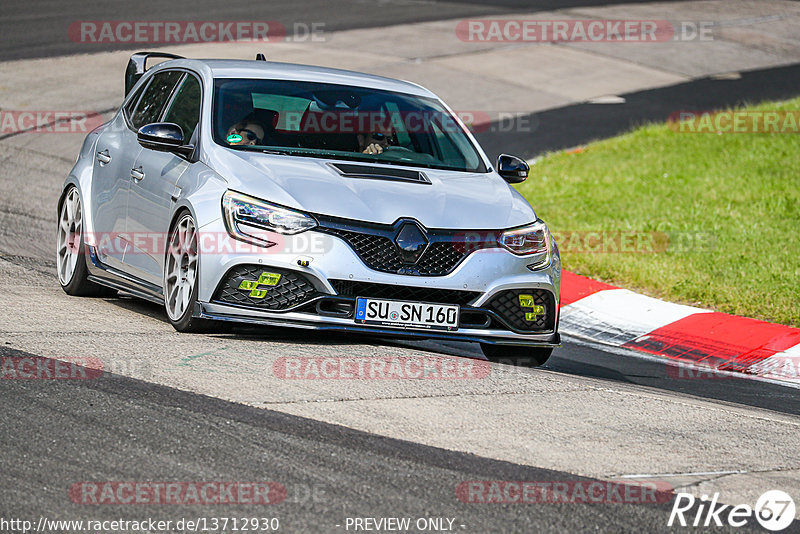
[378,146,416,161]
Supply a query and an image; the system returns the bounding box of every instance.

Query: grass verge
[518,97,800,326]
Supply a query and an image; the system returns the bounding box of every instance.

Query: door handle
[130,166,145,181]
[96,149,111,164]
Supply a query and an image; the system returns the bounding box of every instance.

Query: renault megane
[57,52,561,365]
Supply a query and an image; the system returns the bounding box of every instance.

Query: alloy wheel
[164,214,199,321]
[57,187,82,285]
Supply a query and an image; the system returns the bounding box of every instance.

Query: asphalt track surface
[0,347,718,533]
[1,2,800,533]
[0,342,785,533]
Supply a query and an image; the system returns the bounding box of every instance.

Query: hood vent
[328,163,431,184]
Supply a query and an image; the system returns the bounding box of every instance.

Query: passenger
[225,113,267,146]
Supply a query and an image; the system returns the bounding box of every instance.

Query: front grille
[322,226,497,276]
[326,228,406,273]
[330,279,481,307]
[212,265,319,311]
[486,288,555,332]
[415,242,467,275]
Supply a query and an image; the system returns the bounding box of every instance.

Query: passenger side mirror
[497,154,529,184]
[137,122,194,156]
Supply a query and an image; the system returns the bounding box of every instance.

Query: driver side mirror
[497,154,529,184]
[137,122,194,157]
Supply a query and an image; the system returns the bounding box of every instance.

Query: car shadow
[103,293,639,377]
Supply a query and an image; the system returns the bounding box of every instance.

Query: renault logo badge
[394,223,429,263]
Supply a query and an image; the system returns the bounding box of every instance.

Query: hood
[205,149,536,229]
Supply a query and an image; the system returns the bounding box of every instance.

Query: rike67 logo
[668,490,795,531]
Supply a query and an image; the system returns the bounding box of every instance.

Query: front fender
[170,164,228,233]
[60,129,101,237]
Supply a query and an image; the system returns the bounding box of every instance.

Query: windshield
[212,78,487,172]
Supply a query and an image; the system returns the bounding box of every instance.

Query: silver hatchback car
[57,53,561,365]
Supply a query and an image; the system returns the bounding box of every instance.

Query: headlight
[498,220,551,269]
[222,191,317,247]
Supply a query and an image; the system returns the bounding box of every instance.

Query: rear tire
[164,210,210,333]
[480,343,553,367]
[57,186,116,297]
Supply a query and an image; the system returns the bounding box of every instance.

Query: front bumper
[194,217,561,347]
[197,301,560,347]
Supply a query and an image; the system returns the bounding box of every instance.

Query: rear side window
[163,74,202,141]
[123,81,147,119]
[130,70,183,130]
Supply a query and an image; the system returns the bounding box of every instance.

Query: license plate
[355,298,459,331]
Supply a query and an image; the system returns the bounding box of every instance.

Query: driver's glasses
[370,132,394,145]
[229,125,260,142]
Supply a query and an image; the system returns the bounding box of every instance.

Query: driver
[357,126,396,155]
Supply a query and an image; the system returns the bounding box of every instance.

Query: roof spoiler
[125,52,184,96]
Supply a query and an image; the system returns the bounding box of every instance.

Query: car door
[91,85,146,269]
[124,72,202,285]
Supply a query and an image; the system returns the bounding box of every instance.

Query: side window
[130,70,183,130]
[123,81,148,119]
[163,74,202,141]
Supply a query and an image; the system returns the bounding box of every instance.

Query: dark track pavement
[476,63,800,160]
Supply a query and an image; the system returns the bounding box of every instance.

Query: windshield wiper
[228,145,294,156]
[229,144,481,172]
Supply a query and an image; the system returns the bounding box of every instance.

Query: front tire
[164,211,209,333]
[57,186,115,297]
[480,343,553,367]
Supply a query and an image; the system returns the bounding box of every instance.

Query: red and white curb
[559,272,800,385]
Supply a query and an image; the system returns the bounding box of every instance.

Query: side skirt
[84,245,164,305]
